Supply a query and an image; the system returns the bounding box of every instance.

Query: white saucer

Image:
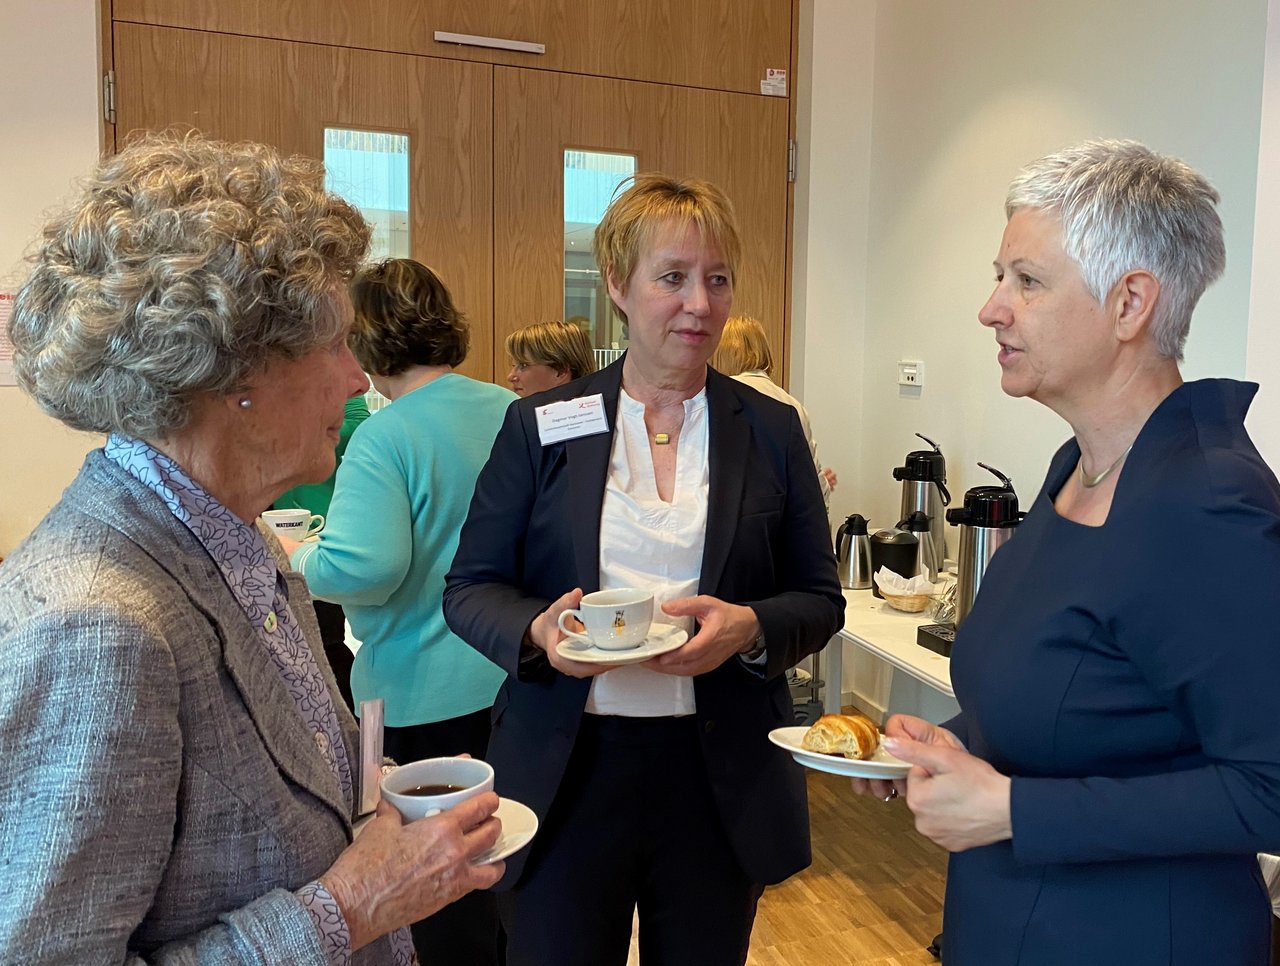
[473,797,538,865]
[554,624,689,666]
[768,726,911,779]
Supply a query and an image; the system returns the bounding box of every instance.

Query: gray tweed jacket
[0,450,396,964]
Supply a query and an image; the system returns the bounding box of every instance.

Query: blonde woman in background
[711,314,837,503]
[505,320,597,396]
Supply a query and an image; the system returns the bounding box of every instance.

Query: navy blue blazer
[944,380,1280,965]
[444,360,845,886]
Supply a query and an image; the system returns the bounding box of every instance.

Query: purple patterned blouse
[105,435,414,966]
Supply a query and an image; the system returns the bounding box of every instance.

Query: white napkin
[873,567,938,596]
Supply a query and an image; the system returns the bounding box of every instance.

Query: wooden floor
[627,768,948,966]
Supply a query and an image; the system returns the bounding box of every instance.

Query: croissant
[801,713,880,760]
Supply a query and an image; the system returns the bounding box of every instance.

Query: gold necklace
[1079,444,1133,489]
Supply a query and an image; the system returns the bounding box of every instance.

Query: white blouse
[585,388,709,717]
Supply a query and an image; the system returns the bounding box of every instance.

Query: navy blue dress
[944,379,1280,965]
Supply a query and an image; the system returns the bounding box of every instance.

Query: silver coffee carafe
[945,463,1025,626]
[892,434,951,570]
[834,513,873,590]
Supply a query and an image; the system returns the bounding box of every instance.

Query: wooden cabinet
[108,2,796,382]
[493,67,789,368]
[114,23,496,380]
[112,0,793,96]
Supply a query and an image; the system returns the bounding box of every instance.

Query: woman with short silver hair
[0,133,503,964]
[851,139,1280,965]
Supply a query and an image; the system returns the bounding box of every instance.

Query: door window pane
[564,150,636,368]
[324,128,410,262]
[324,128,410,412]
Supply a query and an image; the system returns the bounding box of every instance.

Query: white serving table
[820,588,959,722]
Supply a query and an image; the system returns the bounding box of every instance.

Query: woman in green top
[285,259,515,965]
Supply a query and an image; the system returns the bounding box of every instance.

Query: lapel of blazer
[217,580,352,823]
[81,454,351,824]
[562,363,623,591]
[699,370,749,594]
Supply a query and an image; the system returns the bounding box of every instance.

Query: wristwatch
[741,630,767,662]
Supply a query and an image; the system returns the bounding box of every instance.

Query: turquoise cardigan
[292,374,515,726]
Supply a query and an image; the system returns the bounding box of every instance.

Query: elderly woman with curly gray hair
[0,133,504,964]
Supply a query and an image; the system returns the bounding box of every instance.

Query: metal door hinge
[103,70,116,125]
[787,139,797,183]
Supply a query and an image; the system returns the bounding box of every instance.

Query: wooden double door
[113,22,792,382]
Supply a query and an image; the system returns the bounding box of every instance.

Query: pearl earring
[238,398,252,409]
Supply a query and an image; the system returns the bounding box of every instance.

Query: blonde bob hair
[710,315,773,377]
[8,132,370,439]
[592,173,741,324]
[505,321,597,380]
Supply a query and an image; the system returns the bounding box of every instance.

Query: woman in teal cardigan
[286,258,515,966]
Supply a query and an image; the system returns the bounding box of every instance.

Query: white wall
[0,0,103,555]
[792,0,895,713]
[1247,0,1280,463]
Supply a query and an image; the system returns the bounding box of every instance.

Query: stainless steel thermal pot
[834,513,873,590]
[944,462,1025,626]
[892,434,951,572]
[899,510,939,581]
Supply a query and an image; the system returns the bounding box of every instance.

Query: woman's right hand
[321,793,505,951]
[532,588,614,679]
[849,714,963,801]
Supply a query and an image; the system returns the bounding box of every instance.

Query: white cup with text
[261,508,324,540]
[557,587,654,650]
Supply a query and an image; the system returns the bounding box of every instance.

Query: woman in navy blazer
[445,174,844,965]
[855,140,1280,965]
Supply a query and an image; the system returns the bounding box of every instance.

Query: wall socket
[897,359,925,387]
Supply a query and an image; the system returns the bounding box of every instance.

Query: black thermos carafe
[869,526,919,599]
[945,463,1025,625]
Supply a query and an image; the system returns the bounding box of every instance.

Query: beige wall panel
[493,67,790,375]
[113,0,792,96]
[112,22,495,379]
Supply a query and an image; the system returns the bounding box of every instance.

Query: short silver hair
[8,132,371,438]
[1006,139,1225,361]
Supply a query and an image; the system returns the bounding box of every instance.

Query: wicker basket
[882,591,931,613]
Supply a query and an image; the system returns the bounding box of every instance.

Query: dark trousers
[312,599,355,714]
[384,709,504,966]
[499,714,763,966]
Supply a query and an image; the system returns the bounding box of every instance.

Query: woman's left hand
[883,734,1013,852]
[644,595,760,677]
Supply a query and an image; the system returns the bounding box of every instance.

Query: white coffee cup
[380,757,495,821]
[261,508,325,539]
[557,588,653,650]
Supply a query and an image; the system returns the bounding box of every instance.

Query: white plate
[473,797,538,865]
[768,726,911,779]
[554,624,688,666]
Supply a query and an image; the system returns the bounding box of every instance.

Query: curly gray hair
[1005,139,1225,361]
[8,132,371,437]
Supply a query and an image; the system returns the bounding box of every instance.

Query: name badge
[535,393,610,445]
